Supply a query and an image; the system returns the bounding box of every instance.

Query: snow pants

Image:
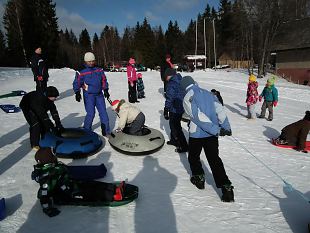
[128,81,137,103]
[260,101,273,120]
[35,80,47,94]
[169,112,188,150]
[188,136,231,188]
[125,112,145,136]
[247,104,256,119]
[83,92,110,134]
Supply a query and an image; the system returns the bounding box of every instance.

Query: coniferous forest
[0,0,309,77]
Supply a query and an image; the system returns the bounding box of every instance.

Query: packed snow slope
[0,67,309,233]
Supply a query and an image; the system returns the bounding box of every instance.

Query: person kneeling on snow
[19,86,64,150]
[32,148,130,217]
[111,99,145,136]
[274,111,310,153]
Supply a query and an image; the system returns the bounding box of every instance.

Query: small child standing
[246,74,259,120]
[258,76,278,121]
[137,73,145,98]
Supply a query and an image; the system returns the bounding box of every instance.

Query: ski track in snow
[0,68,309,233]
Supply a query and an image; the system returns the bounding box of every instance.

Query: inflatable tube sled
[108,126,165,155]
[0,90,26,99]
[39,128,103,158]
[271,139,310,151]
[0,198,5,221]
[0,104,21,113]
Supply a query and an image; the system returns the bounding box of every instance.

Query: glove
[273,101,278,107]
[37,76,43,81]
[75,92,81,102]
[259,96,262,102]
[104,89,110,99]
[43,208,60,217]
[164,107,169,120]
[56,123,64,135]
[219,128,232,136]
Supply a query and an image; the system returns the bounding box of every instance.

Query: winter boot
[221,184,234,202]
[101,124,107,136]
[258,115,265,119]
[175,146,188,153]
[190,175,205,190]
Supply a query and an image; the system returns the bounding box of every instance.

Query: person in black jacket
[19,86,63,149]
[160,54,174,96]
[30,47,49,93]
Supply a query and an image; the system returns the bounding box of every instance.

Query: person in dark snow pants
[73,52,111,136]
[180,76,234,202]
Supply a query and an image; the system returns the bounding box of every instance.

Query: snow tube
[108,126,165,155]
[0,104,21,113]
[39,128,103,158]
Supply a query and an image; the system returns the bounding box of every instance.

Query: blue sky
[0,0,220,37]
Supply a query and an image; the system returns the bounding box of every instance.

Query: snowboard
[0,90,26,99]
[0,104,21,113]
[272,139,310,151]
[66,163,107,181]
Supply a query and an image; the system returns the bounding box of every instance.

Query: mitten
[43,208,60,217]
[219,128,232,136]
[164,107,169,120]
[104,89,110,99]
[273,101,278,107]
[37,76,43,81]
[75,92,81,102]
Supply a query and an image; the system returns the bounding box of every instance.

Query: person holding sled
[180,76,234,202]
[127,57,138,103]
[137,73,145,99]
[274,111,310,153]
[19,86,63,150]
[258,76,278,121]
[73,52,111,136]
[164,68,188,153]
[246,74,259,120]
[111,99,145,136]
[32,147,138,217]
[30,46,49,93]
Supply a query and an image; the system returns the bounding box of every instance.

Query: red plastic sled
[272,139,310,151]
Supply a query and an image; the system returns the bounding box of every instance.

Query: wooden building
[218,52,253,69]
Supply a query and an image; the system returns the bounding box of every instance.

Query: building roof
[272,17,310,51]
[184,55,207,60]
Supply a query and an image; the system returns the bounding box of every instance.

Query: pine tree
[79,28,92,55]
[153,25,166,67]
[121,27,134,62]
[165,20,184,63]
[0,30,6,66]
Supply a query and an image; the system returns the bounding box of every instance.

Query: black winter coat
[30,53,49,81]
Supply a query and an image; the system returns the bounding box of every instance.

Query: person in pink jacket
[246,74,259,120]
[127,57,138,103]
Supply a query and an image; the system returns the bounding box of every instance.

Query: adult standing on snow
[73,52,111,136]
[30,46,49,93]
[127,57,138,103]
[180,76,234,202]
[164,68,188,153]
[19,86,63,150]
[160,54,174,96]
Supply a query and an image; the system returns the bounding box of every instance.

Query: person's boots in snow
[221,184,234,202]
[101,124,107,136]
[190,174,205,189]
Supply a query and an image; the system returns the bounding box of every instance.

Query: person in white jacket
[111,99,145,135]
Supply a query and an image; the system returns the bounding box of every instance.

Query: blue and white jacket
[183,83,231,138]
[73,65,108,94]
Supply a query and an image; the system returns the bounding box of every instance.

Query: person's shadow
[225,103,248,118]
[133,157,178,233]
[263,126,280,140]
[57,89,75,101]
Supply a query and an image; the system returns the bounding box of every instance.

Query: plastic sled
[272,139,310,151]
[0,90,26,99]
[0,104,21,113]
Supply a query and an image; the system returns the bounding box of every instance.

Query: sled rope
[230,135,310,204]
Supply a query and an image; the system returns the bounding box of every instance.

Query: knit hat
[84,52,96,62]
[35,147,57,164]
[249,74,256,82]
[267,76,276,85]
[137,73,142,79]
[46,86,59,97]
[164,68,176,79]
[129,57,135,65]
[180,76,195,91]
[111,100,120,111]
[304,111,310,121]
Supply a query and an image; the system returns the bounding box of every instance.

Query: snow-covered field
[0,67,309,233]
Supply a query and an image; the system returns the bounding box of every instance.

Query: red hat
[111,100,120,110]
[137,73,142,78]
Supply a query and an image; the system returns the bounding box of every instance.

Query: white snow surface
[0,67,309,233]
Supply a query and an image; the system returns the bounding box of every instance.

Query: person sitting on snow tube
[274,111,310,153]
[111,99,145,136]
[32,148,136,217]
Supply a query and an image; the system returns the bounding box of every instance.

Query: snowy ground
[0,67,309,233]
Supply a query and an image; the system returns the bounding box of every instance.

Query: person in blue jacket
[180,76,234,202]
[258,76,278,121]
[73,52,110,136]
[164,68,188,153]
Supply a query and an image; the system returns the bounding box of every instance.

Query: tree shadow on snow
[0,123,28,149]
[263,126,280,140]
[57,89,74,101]
[133,157,177,233]
[225,103,248,118]
[5,194,23,217]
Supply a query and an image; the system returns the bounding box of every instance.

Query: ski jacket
[246,81,259,106]
[73,65,108,94]
[160,60,174,81]
[117,102,142,130]
[127,64,137,84]
[260,85,278,102]
[165,73,185,114]
[183,84,231,138]
[19,91,61,130]
[137,78,145,92]
[30,53,49,81]
[281,119,310,150]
